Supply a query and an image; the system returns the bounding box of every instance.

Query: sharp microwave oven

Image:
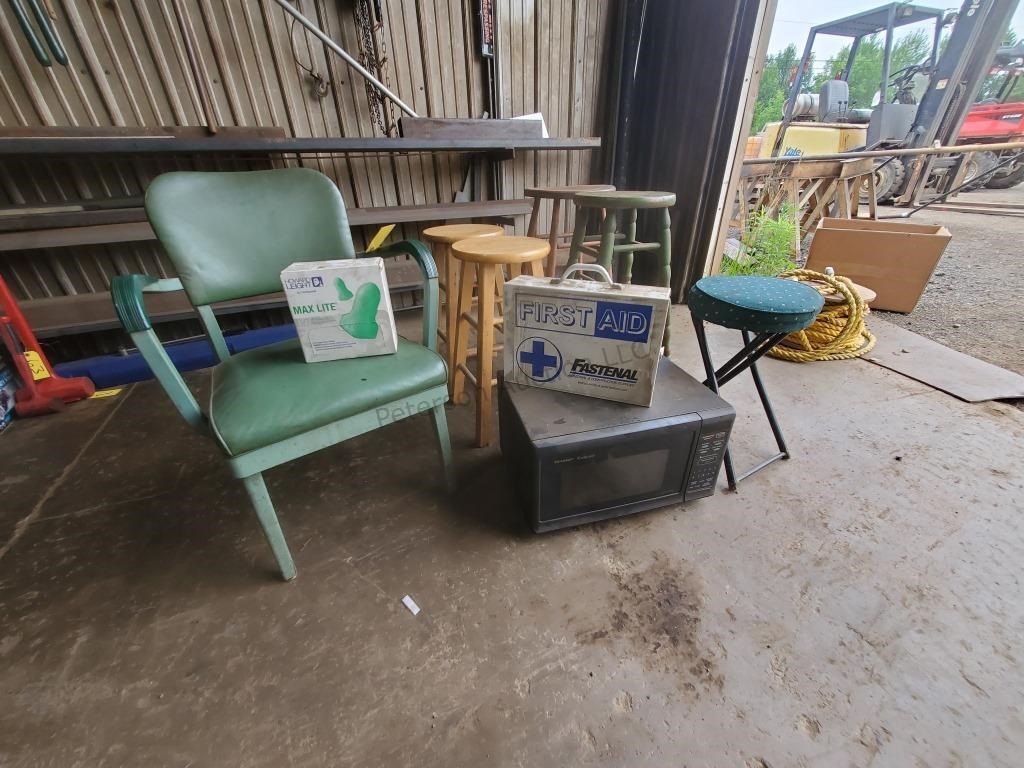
[500,359,735,532]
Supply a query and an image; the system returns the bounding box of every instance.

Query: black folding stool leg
[691,316,792,490]
[734,329,789,483]
[691,315,737,490]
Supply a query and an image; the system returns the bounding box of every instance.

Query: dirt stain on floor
[578,547,722,695]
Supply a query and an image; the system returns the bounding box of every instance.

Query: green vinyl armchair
[111,168,454,581]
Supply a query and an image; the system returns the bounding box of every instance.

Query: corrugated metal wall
[0,0,610,359]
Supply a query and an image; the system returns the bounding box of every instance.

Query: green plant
[723,204,799,277]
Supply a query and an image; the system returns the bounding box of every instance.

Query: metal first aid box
[502,270,671,406]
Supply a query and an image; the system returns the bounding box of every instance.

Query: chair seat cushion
[687,276,824,333]
[209,337,447,456]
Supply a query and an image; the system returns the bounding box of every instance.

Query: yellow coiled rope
[767,268,876,362]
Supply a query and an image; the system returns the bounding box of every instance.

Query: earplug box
[281,257,398,363]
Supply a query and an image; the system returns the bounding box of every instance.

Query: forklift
[762,0,1020,203]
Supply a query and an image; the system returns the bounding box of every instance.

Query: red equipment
[959,102,1024,141]
[0,276,94,417]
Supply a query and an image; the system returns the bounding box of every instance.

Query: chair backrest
[145,168,356,306]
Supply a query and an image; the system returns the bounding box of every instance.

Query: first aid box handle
[553,263,621,289]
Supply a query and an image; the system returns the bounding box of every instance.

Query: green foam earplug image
[335,276,353,301]
[340,282,381,339]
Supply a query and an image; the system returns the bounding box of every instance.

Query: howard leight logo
[283,275,325,290]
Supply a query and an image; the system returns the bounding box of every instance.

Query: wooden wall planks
[0,0,609,357]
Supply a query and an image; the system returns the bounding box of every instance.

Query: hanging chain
[353,0,398,136]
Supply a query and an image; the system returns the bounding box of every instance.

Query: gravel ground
[873,185,1024,376]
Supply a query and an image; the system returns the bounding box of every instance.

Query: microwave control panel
[684,423,732,500]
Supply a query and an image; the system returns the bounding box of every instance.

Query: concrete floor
[1,308,1022,767]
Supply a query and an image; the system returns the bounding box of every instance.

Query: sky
[767,0,1024,61]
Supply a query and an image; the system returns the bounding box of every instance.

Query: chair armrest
[110,274,207,434]
[365,239,439,351]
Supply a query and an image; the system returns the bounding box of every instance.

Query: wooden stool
[525,184,615,277]
[451,236,549,447]
[422,223,505,376]
[568,190,676,351]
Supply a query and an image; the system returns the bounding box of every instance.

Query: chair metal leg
[241,473,297,581]
[430,404,456,493]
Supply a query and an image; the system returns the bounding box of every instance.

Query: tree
[748,30,934,134]
[751,44,799,134]
[811,30,933,109]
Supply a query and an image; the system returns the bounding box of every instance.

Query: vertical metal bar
[840,36,861,81]
[879,4,897,104]
[772,30,815,156]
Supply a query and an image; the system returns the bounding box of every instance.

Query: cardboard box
[503,274,670,406]
[806,217,952,313]
[281,257,398,363]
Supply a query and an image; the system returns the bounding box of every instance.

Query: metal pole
[743,140,1024,164]
[879,4,896,104]
[770,30,816,156]
[271,0,419,118]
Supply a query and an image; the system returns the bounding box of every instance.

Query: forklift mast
[768,1,1019,157]
[771,3,946,156]
[906,0,1020,149]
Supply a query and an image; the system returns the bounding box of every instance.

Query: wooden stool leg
[444,244,459,375]
[567,207,588,267]
[620,208,637,283]
[527,257,545,277]
[475,264,496,448]
[493,265,505,321]
[527,197,541,237]
[656,207,673,356]
[597,209,618,274]
[451,260,475,404]
[545,197,562,277]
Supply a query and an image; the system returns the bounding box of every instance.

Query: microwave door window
[559,448,672,510]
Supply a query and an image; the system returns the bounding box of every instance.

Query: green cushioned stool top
[210,337,447,456]
[688,275,824,334]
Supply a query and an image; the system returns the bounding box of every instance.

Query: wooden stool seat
[573,190,676,209]
[451,235,550,264]
[526,184,615,277]
[451,235,549,447]
[423,223,505,383]
[423,223,505,244]
[524,184,615,200]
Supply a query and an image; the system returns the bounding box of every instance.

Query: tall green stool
[567,190,676,352]
[688,275,824,490]
[566,190,675,286]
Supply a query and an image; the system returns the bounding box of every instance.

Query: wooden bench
[0,199,534,252]
[6,199,533,336]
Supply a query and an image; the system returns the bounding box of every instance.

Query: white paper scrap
[401,595,421,616]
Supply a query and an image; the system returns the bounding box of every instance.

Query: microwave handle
[553,263,621,289]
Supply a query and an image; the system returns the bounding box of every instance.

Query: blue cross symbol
[518,338,562,382]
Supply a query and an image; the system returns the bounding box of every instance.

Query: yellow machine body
[759,122,868,158]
